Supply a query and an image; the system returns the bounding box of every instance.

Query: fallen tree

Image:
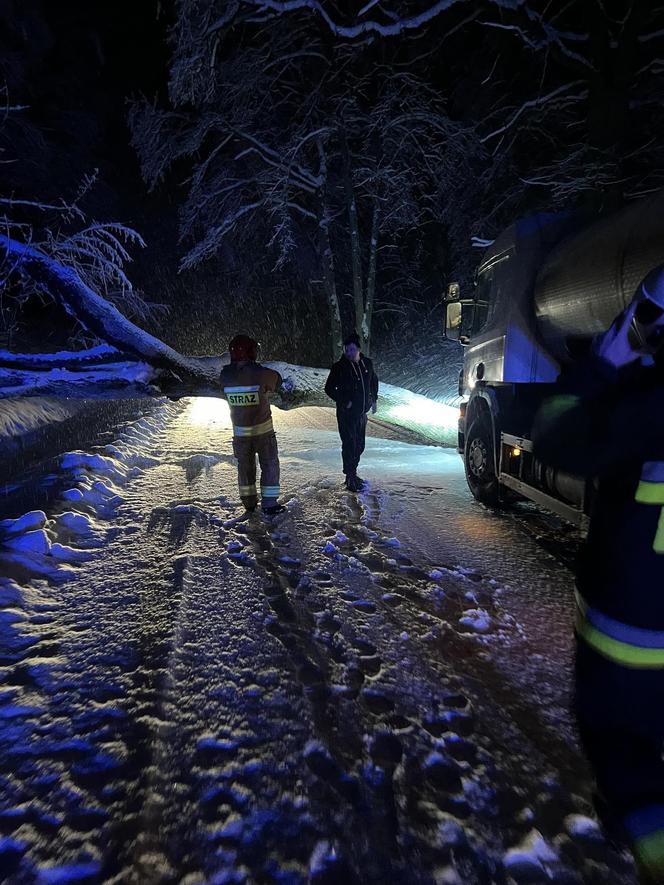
[0,234,458,446]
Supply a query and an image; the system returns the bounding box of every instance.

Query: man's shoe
[345,474,362,492]
[262,504,286,516]
[355,474,366,487]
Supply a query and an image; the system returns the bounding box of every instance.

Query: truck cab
[447,212,589,526]
[447,193,664,528]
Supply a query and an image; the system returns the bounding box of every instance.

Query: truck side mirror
[444,300,470,345]
[445,301,462,339]
[444,282,471,344]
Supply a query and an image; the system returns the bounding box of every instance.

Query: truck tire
[464,415,500,506]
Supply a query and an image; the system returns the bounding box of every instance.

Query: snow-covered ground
[0,399,636,883]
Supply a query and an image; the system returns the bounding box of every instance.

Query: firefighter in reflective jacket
[533,267,664,884]
[220,334,285,515]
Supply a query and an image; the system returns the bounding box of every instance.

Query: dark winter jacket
[220,360,282,437]
[533,354,664,630]
[324,355,379,416]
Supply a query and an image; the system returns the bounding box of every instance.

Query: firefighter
[533,268,664,884]
[220,334,285,515]
[324,332,379,492]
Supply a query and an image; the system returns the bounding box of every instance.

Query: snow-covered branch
[0,234,203,379]
[215,0,526,40]
[0,196,84,219]
[480,81,588,145]
[0,361,159,400]
[0,345,128,369]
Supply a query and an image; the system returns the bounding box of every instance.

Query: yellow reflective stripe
[635,830,664,876]
[239,484,257,495]
[635,481,664,504]
[233,419,274,437]
[260,486,280,496]
[655,508,664,554]
[634,481,664,553]
[575,608,664,668]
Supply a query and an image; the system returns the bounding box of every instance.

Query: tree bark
[316,140,342,360]
[319,211,343,362]
[364,199,380,357]
[343,139,365,350]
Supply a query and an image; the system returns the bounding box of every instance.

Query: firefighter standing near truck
[533,268,664,884]
[220,334,285,515]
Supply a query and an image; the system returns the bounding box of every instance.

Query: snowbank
[269,362,459,447]
[0,397,82,439]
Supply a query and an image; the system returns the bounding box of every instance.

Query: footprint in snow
[315,612,341,635]
[276,554,300,566]
[368,731,403,768]
[351,599,376,614]
[357,656,382,677]
[352,638,376,656]
[303,742,360,803]
[312,571,333,585]
[362,688,394,715]
[296,660,325,687]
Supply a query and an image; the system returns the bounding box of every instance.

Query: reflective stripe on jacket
[220,361,282,437]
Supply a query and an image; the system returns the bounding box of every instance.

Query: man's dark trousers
[337,409,367,476]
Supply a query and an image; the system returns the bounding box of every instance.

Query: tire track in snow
[0,401,637,884]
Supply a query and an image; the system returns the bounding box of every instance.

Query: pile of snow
[0,397,81,438]
[459,609,492,634]
[503,828,559,879]
[0,403,176,583]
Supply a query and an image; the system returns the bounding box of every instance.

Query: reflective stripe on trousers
[232,431,280,506]
[635,464,664,552]
[233,418,274,438]
[575,591,664,668]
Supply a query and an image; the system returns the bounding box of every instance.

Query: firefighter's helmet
[229,334,258,362]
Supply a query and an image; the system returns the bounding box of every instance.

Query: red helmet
[229,334,258,362]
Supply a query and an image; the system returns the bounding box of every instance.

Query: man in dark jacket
[220,334,285,515]
[324,332,379,492]
[533,269,664,884]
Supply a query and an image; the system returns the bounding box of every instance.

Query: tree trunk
[585,4,647,212]
[0,234,211,383]
[316,140,342,361]
[364,199,380,357]
[343,140,365,349]
[319,210,343,361]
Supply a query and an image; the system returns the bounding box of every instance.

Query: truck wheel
[464,416,500,506]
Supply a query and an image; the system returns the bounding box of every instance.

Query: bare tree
[130,4,490,358]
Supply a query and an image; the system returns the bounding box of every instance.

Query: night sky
[2,1,662,361]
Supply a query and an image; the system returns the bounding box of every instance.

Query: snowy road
[0,400,636,884]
